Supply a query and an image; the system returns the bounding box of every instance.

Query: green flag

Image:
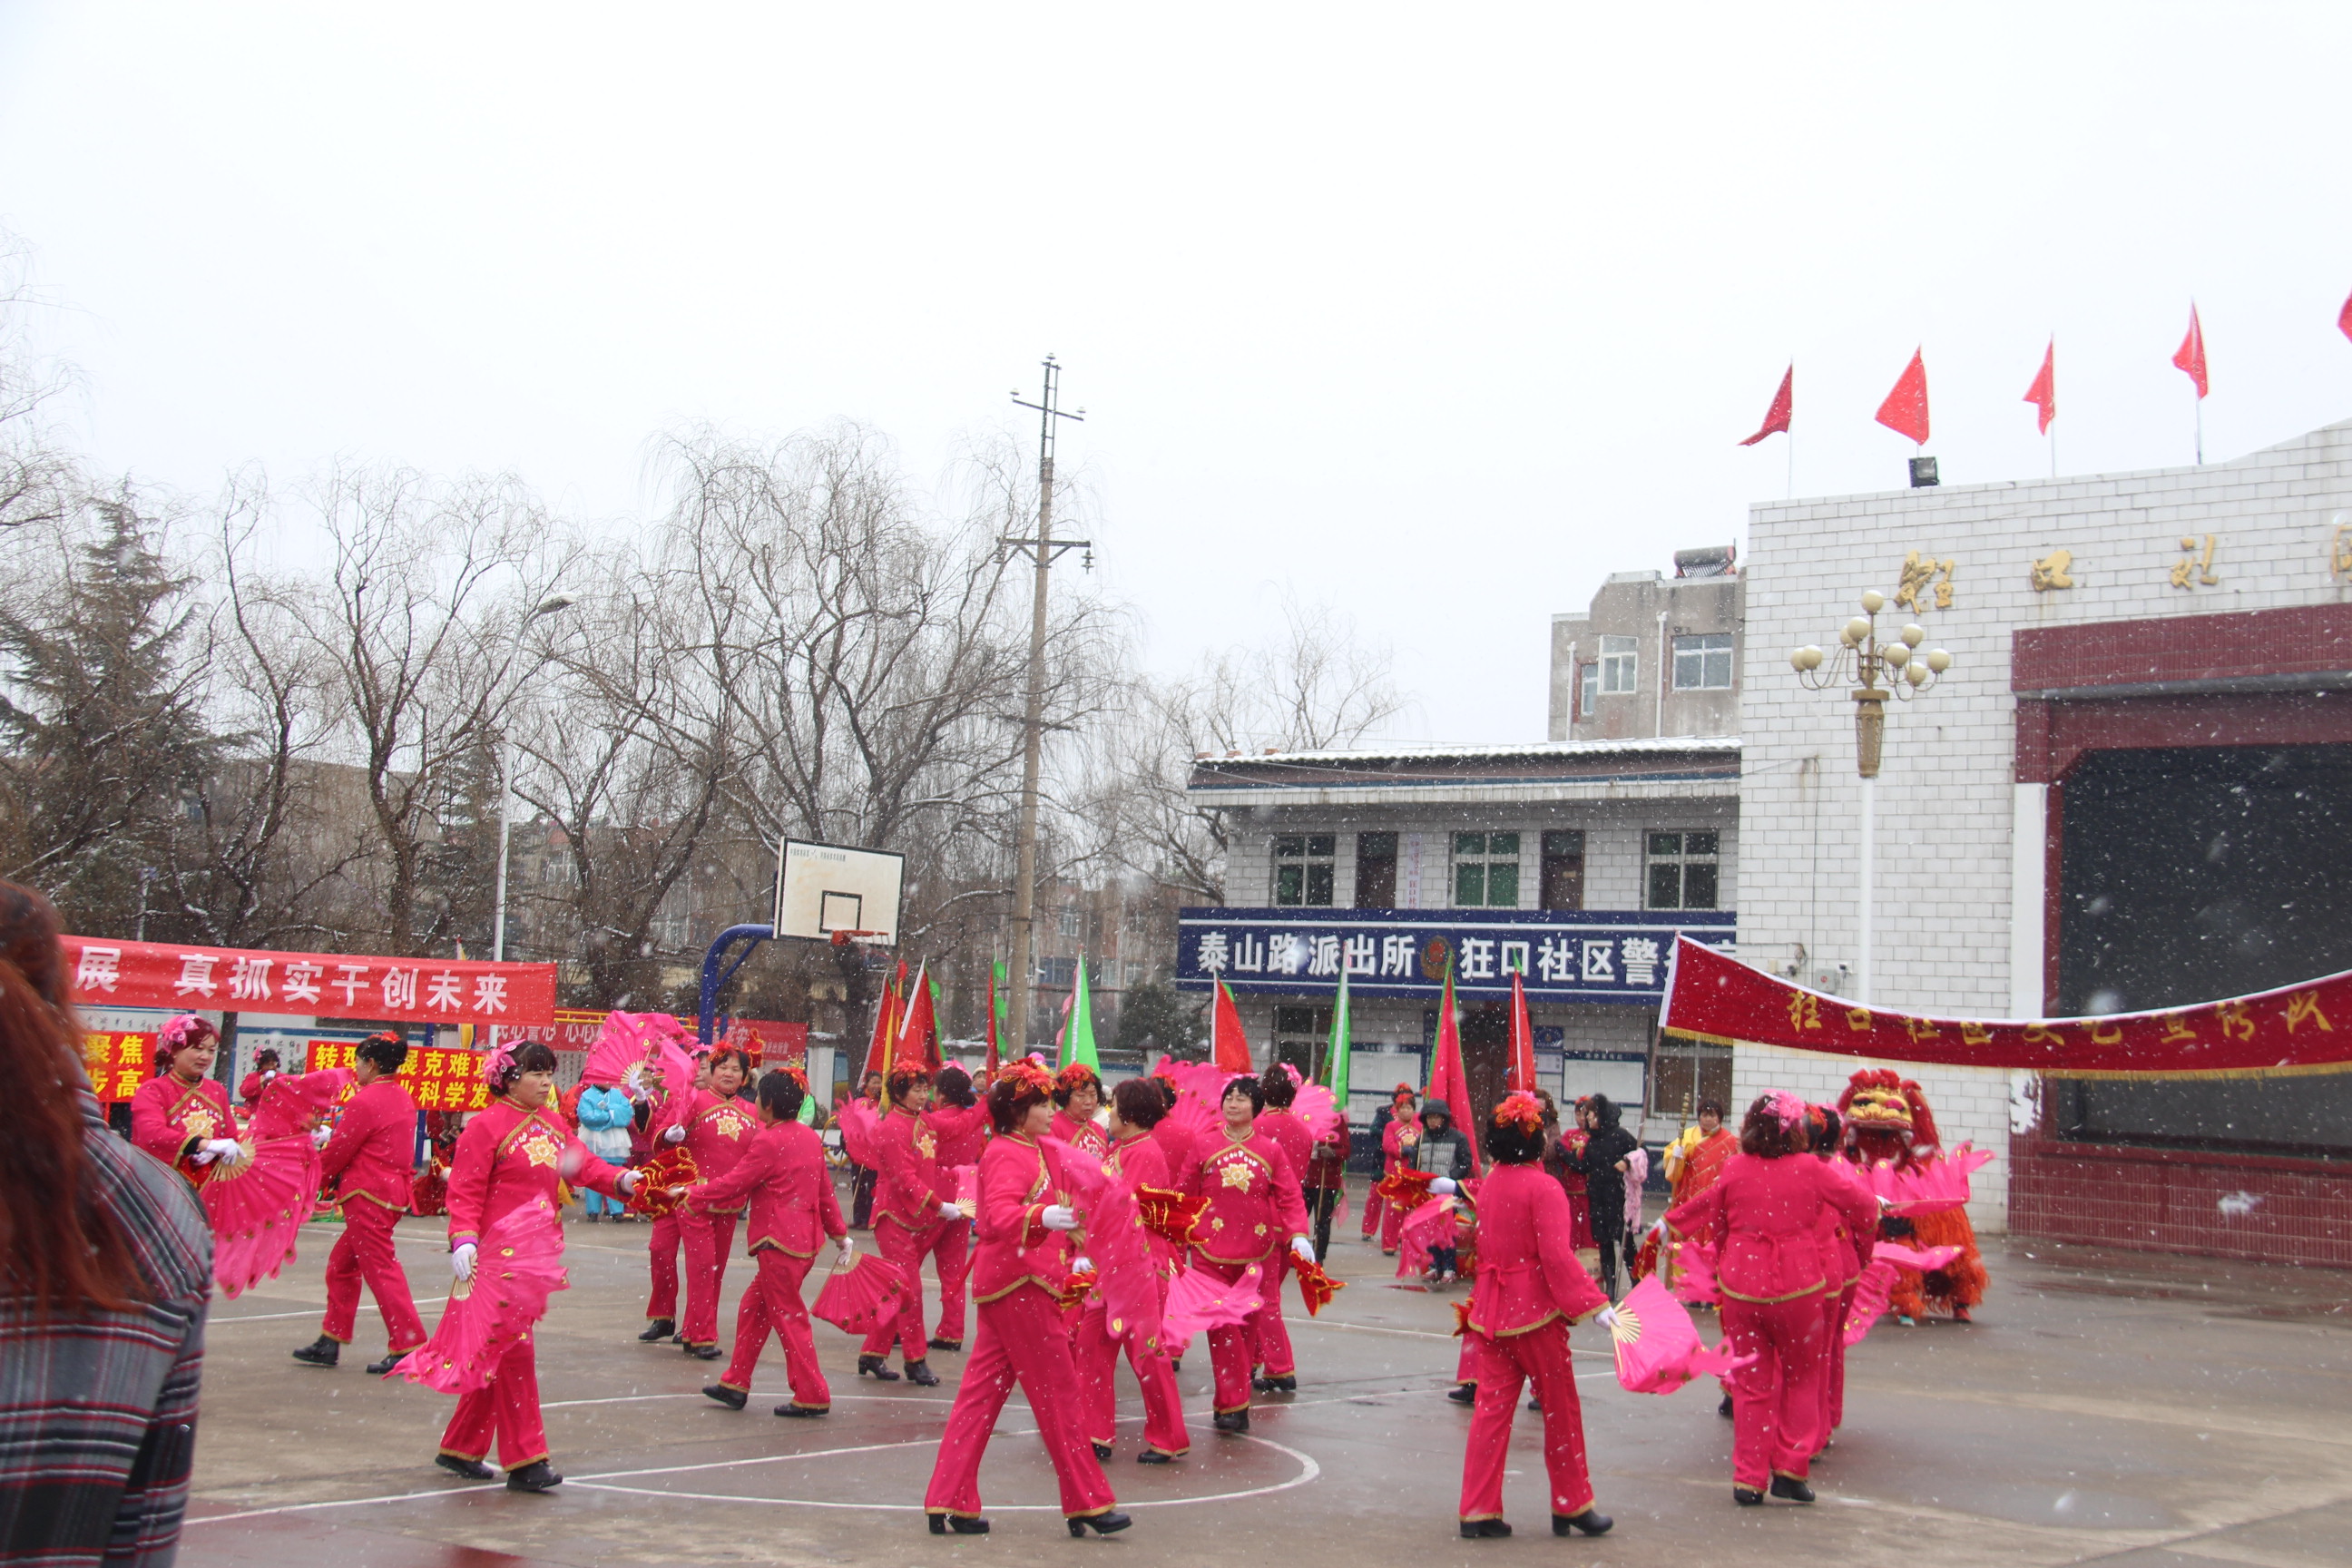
[1060,953,1100,1072]
[1324,965,1352,1103]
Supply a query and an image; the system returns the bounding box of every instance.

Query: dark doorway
[1540,830,1585,911]
[1354,832,1396,907]
[1459,1002,1510,1122]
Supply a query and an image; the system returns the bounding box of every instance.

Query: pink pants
[1192,1256,1267,1415]
[923,1283,1118,1521]
[1720,1291,1829,1489]
[322,1199,425,1352]
[1250,1251,1295,1376]
[679,1209,740,1347]
[1458,1321,1593,1521]
[931,1220,972,1346]
[863,1218,956,1357]
[1361,1187,1385,1238]
[1073,1296,1189,1455]
[1381,1189,1411,1250]
[1819,1280,1857,1439]
[719,1248,829,1409]
[440,1331,548,1472]
[645,1212,681,1320]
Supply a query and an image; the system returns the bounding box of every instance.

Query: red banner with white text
[1660,936,2352,1079]
[62,935,558,1029]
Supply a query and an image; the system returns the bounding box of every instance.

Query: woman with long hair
[0,879,212,1563]
[1664,1092,1878,1505]
[430,1039,641,1491]
[653,1045,759,1360]
[923,1061,1129,1538]
[129,1014,240,1180]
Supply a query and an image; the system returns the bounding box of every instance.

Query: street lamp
[1788,590,1952,1003]
[492,595,577,973]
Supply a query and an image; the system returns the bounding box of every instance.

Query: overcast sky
[5,4,2350,742]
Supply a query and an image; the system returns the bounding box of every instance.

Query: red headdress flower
[154,1013,216,1069]
[997,1059,1055,1100]
[1493,1091,1546,1135]
[1764,1089,1808,1132]
[1054,1061,1101,1092]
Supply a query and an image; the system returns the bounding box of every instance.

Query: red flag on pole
[1425,965,1482,1175]
[1505,969,1537,1093]
[2024,338,2056,434]
[895,960,937,1071]
[1874,349,1930,445]
[1211,980,1253,1073]
[861,977,900,1083]
[1738,365,1793,446]
[2173,304,2209,397]
[2338,288,2352,345]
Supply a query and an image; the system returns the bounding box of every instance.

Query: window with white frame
[1645,829,1720,910]
[1273,834,1337,906]
[1672,632,1734,690]
[1599,635,1639,693]
[1452,831,1522,907]
[1058,906,1083,937]
[1578,662,1599,719]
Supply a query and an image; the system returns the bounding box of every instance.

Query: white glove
[310,1126,332,1150]
[663,1124,687,1144]
[1041,1204,1080,1231]
[193,1139,241,1164]
[614,1169,640,1197]
[939,1200,965,1220]
[1290,1236,1317,1265]
[1595,1306,1619,1331]
[1430,1177,1459,1196]
[1072,1254,1093,1273]
[835,1235,855,1260]
[451,1243,477,1282]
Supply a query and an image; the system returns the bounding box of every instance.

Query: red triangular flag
[1425,965,1482,1176]
[1505,969,1536,1093]
[1738,365,1792,446]
[2023,338,2056,434]
[861,978,900,1083]
[1210,980,1253,1073]
[1874,348,1930,445]
[2338,288,2352,345]
[2173,304,2209,398]
[895,960,937,1071]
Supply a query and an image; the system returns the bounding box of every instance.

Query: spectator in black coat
[1565,1094,1640,1298]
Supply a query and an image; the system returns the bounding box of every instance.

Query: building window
[1273,834,1336,906]
[1576,662,1598,720]
[1354,831,1397,907]
[1272,1004,1331,1078]
[1646,830,1720,910]
[1540,829,1584,911]
[1058,906,1083,937]
[1672,632,1734,690]
[1599,635,1639,694]
[1122,962,1143,986]
[1453,831,1521,908]
[1040,956,1076,987]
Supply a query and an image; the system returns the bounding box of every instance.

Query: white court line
[212,1298,448,1325]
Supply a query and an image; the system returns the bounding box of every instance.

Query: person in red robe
[920,1063,990,1353]
[235,1047,281,1109]
[1450,1091,1614,1539]
[1807,1106,1870,1448]
[1665,1091,1879,1505]
[1377,1085,1422,1253]
[683,1067,850,1417]
[1174,1073,1310,1432]
[861,1063,963,1385]
[129,1015,240,1183]
[922,1061,1129,1539]
[637,1071,688,1339]
[1663,1100,1735,1288]
[292,1032,425,1373]
[433,1041,639,1491]
[653,1046,759,1359]
[1073,1077,1189,1464]
[1250,1062,1315,1394]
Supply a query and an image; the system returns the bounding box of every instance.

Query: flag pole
[2194,395,2204,466]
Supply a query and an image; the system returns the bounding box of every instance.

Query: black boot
[1136,1448,1175,1464]
[1447,1383,1477,1405]
[1459,1519,1513,1538]
[364,1349,409,1377]
[1069,1511,1132,1537]
[701,1383,748,1410]
[290,1336,339,1367]
[1733,1486,1765,1506]
[435,1454,495,1481]
[904,1359,940,1387]
[505,1459,563,1493]
[1554,1509,1612,1536]
[1092,1440,1114,1461]
[773,1402,828,1418]
[1211,1408,1250,1434]
[858,1355,902,1381]
[638,1318,676,1343]
[928,1514,990,1534]
[1770,1475,1816,1504]
[1719,1393,1734,1417]
[927,1337,962,1352]
[1251,1373,1297,1394]
[683,1342,723,1360]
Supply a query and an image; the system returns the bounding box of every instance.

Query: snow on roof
[1195,735,1741,768]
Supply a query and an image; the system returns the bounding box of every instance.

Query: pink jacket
[318,1075,418,1210]
[689,1118,845,1259]
[969,1133,1076,1304]
[1465,1161,1609,1338]
[446,1099,626,1248]
[924,1099,991,1169]
[656,1087,760,1213]
[1178,1124,1308,1265]
[1814,1155,1870,1288]
[1665,1151,1879,1304]
[130,1074,237,1167]
[1259,1107,1315,1191]
[873,1104,950,1234]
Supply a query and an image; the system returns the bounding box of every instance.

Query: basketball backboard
[772,839,904,946]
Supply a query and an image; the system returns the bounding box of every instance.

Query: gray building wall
[1549,564,1745,742]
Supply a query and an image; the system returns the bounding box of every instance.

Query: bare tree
[0,233,74,536]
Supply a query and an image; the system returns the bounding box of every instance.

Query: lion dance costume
[1837,1070,1987,1321]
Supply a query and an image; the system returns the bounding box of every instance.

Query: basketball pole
[1004,358,1087,1059]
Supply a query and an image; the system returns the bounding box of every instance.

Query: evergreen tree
[1114,978,1207,1058]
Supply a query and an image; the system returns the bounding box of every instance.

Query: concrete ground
[179,1196,2352,1568]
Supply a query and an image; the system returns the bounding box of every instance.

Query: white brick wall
[1735,416,2352,1232]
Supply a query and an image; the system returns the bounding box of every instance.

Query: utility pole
[1002,357,1086,1057]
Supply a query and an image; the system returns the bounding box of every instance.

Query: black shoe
[1092,1440,1113,1461]
[1719,1393,1734,1418]
[638,1318,676,1342]
[773,1402,828,1418]
[1459,1519,1513,1539]
[702,1383,748,1410]
[505,1460,563,1492]
[684,1342,723,1361]
[1212,1409,1250,1434]
[1169,1357,1181,1374]
[1447,1383,1477,1405]
[364,1350,409,1377]
[1733,1486,1764,1506]
[435,1454,495,1481]
[1252,1374,1297,1394]
[904,1359,940,1387]
[927,1337,963,1352]
[290,1336,339,1367]
[1069,1511,1132,1537]
[1137,1448,1175,1465]
[1526,1397,1542,1412]
[1770,1475,1815,1504]
[858,1355,902,1381]
[929,1514,990,1534]
[1554,1509,1612,1536]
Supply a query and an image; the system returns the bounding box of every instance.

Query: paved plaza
[174,1197,2352,1568]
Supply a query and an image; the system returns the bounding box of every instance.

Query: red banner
[1661,936,2352,1080]
[62,935,557,1028]
[508,1009,807,1068]
[83,1029,156,1105]
[305,1039,490,1113]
